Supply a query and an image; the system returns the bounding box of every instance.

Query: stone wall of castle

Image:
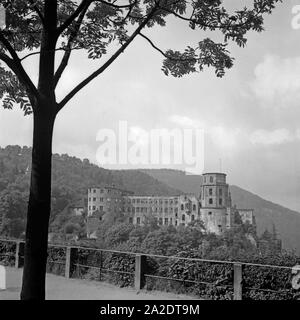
[86,173,255,238]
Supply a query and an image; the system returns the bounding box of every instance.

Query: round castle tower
[200,173,232,234]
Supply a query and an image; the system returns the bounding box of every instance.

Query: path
[0,267,198,300]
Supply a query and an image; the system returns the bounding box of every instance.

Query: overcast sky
[1,1,300,211]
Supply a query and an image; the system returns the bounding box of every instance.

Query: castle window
[92,206,96,210]
[100,206,103,211]
[209,198,213,204]
[219,198,222,205]
[219,188,223,196]
[99,216,102,221]
[210,176,213,183]
[164,207,168,213]
[88,206,91,210]
[208,211,212,215]
[181,204,184,210]
[129,217,133,223]
[175,220,178,226]
[137,217,141,225]
[93,197,96,201]
[170,218,172,224]
[191,215,195,221]
[100,197,103,202]
[193,204,196,211]
[159,218,163,225]
[175,212,178,218]
[164,218,168,225]
[182,214,185,221]
[209,188,212,196]
[93,189,96,193]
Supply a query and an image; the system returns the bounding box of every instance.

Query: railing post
[65,246,77,278]
[15,241,24,268]
[135,254,146,291]
[233,263,243,300]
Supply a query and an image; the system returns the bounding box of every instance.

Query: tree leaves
[161,39,233,78]
[0,0,281,113]
[0,64,32,115]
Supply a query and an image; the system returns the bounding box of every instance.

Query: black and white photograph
[0,0,299,312]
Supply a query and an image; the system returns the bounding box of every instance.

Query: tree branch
[20,47,80,61]
[0,31,39,101]
[56,0,92,36]
[28,0,45,25]
[57,4,158,112]
[54,2,90,87]
[97,0,135,9]
[57,0,137,36]
[139,32,169,59]
[139,32,196,62]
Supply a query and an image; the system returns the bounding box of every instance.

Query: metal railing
[0,238,299,300]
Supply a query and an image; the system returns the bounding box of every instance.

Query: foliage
[105,222,135,247]
[0,240,16,266]
[0,148,295,299]
[46,245,66,276]
[0,145,179,239]
[0,0,282,299]
[0,0,281,114]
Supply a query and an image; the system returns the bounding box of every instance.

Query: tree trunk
[20,108,56,300]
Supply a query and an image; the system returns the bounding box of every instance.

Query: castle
[86,172,256,239]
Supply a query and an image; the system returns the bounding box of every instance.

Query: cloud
[250,55,300,108]
[250,128,295,145]
[169,114,241,150]
[210,126,241,149]
[169,115,204,129]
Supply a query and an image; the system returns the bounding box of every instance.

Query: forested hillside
[1,146,299,254]
[0,146,179,238]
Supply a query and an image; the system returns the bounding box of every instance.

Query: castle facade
[86,172,255,238]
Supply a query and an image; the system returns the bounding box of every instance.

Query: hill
[0,146,180,237]
[141,169,300,253]
[1,146,300,253]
